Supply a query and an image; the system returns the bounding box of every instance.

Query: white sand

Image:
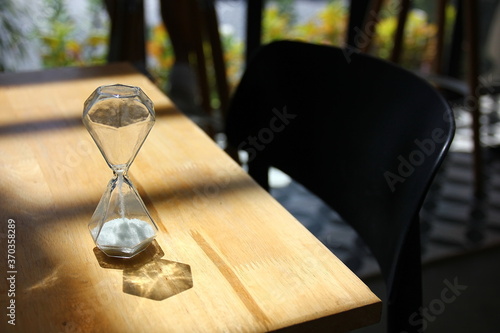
[93,218,155,248]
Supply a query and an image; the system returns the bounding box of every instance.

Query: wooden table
[0,63,381,332]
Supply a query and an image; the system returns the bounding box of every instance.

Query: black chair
[225,40,455,333]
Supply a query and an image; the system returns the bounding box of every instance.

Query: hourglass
[83,84,158,258]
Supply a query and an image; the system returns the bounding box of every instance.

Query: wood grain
[0,63,381,332]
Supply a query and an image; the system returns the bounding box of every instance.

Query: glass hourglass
[83,84,158,258]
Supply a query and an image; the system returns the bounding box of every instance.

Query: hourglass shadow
[93,240,193,301]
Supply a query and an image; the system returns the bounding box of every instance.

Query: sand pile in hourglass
[90,175,155,250]
[83,84,158,258]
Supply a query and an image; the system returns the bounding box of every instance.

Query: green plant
[37,0,108,68]
[371,7,437,69]
[220,29,244,92]
[261,0,437,70]
[292,1,347,45]
[146,23,175,89]
[262,4,294,43]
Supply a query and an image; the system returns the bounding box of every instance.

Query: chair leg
[160,0,216,136]
[347,0,373,52]
[386,220,423,333]
[190,4,213,127]
[105,0,146,69]
[433,0,448,74]
[355,0,410,61]
[204,3,230,122]
[390,0,410,64]
[464,0,485,199]
[245,0,264,65]
[358,0,383,54]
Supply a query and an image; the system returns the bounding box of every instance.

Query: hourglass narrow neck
[112,165,129,177]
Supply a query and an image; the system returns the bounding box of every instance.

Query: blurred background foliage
[148,0,439,92]
[1,0,441,92]
[0,0,31,71]
[38,0,109,68]
[0,0,108,71]
[39,0,108,67]
[263,1,347,46]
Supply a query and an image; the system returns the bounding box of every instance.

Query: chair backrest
[225,40,455,333]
